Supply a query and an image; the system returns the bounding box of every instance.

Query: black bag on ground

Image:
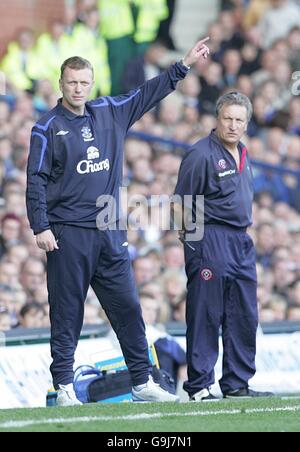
[74,365,176,403]
[88,369,132,402]
[151,366,176,394]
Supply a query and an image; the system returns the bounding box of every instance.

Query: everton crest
[81,126,94,142]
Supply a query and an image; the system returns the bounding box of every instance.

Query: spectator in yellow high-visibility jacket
[133,0,169,55]
[98,0,135,95]
[1,28,41,92]
[71,8,111,96]
[35,20,69,93]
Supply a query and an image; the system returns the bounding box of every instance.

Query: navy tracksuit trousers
[183,224,258,397]
[47,224,150,389]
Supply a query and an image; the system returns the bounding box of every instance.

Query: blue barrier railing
[128,131,300,180]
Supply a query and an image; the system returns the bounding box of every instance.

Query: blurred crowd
[1,0,300,333]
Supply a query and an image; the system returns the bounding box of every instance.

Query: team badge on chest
[200,268,214,281]
[81,126,94,142]
[218,159,227,170]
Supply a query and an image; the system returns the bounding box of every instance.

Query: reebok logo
[218,169,236,178]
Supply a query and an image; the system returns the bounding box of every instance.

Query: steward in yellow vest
[133,0,169,54]
[98,0,135,95]
[1,29,41,92]
[70,8,111,96]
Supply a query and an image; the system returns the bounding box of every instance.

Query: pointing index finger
[198,36,210,45]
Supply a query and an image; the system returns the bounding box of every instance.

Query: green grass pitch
[0,397,299,432]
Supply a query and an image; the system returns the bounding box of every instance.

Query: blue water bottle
[46,388,57,407]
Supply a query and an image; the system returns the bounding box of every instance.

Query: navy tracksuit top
[174,132,257,396]
[174,131,254,228]
[26,62,189,235]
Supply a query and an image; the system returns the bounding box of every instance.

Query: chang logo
[77,146,110,174]
[87,146,100,160]
[77,160,110,174]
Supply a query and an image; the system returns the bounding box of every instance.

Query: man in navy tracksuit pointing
[174,92,273,401]
[26,38,210,406]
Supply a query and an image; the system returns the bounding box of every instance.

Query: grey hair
[216,92,253,122]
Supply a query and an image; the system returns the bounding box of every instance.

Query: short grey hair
[216,92,253,122]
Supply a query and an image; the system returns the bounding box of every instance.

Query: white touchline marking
[281,396,300,401]
[0,405,300,429]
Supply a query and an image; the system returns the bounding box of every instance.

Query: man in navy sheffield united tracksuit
[26,38,210,406]
[174,92,273,401]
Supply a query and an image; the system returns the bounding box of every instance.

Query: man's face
[0,263,19,287]
[0,312,11,331]
[59,67,94,111]
[2,219,21,242]
[21,262,45,292]
[216,104,248,147]
[140,297,159,325]
[133,258,155,285]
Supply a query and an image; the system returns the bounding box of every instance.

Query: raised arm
[108,37,210,131]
